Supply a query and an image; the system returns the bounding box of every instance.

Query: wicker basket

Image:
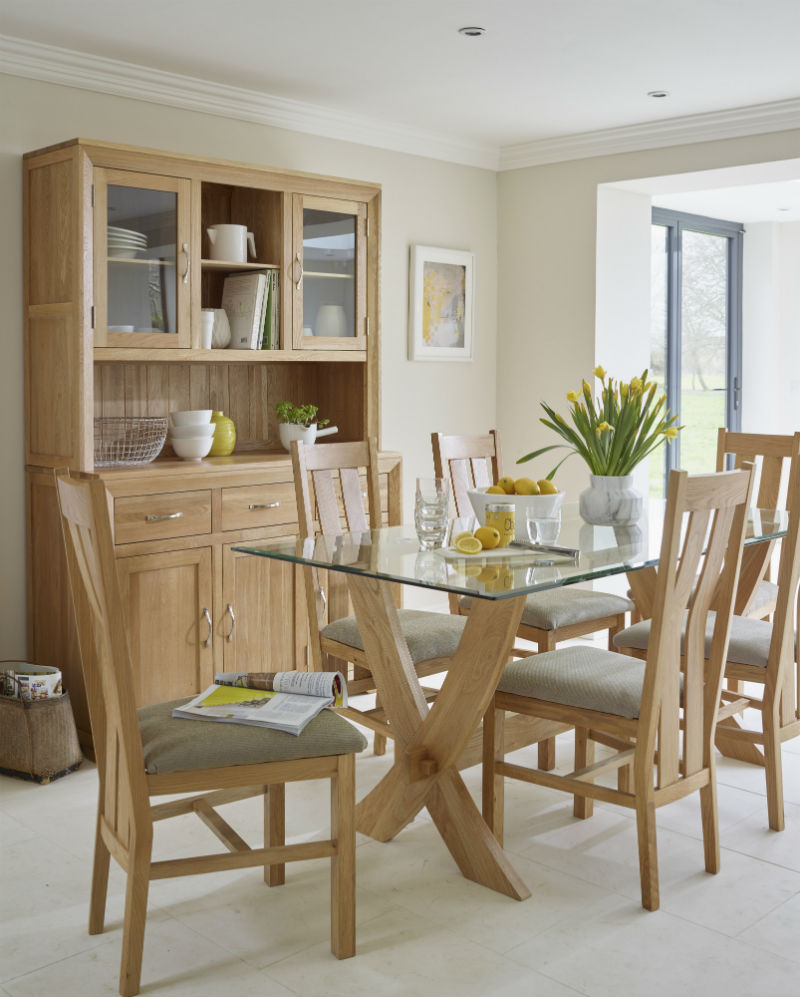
[0,691,83,784]
[94,416,168,467]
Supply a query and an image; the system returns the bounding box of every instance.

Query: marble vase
[579,474,643,526]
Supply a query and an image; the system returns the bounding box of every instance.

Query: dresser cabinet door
[220,542,303,674]
[116,547,214,706]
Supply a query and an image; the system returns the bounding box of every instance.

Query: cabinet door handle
[224,603,236,643]
[249,501,280,510]
[182,242,191,284]
[295,251,303,291]
[202,607,212,648]
[145,511,183,521]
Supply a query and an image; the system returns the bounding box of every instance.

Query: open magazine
[172,671,347,736]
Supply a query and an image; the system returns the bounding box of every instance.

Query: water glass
[526,507,562,545]
[415,477,450,549]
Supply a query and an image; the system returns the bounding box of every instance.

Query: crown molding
[2,34,799,175]
[498,98,800,171]
[0,34,499,170]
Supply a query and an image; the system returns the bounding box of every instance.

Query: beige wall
[0,72,498,653]
[497,129,800,499]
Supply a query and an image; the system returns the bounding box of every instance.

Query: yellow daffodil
[620,382,629,399]
[566,390,578,403]
[630,376,643,394]
[596,421,613,434]
[664,426,678,439]
[593,365,606,380]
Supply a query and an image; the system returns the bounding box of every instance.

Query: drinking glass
[415,477,450,549]
[526,507,561,545]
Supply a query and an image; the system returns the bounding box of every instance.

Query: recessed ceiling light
[647,90,670,98]
[458,26,486,36]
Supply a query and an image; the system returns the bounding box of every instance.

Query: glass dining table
[234,501,787,902]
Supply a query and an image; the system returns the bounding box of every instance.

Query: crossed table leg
[347,574,531,901]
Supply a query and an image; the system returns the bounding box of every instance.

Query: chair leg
[763,705,785,832]
[482,704,505,845]
[265,784,286,886]
[330,753,356,959]
[608,613,626,651]
[537,635,557,770]
[573,728,595,819]
[119,837,152,997]
[88,811,111,935]
[699,767,720,874]
[373,694,387,755]
[635,797,660,911]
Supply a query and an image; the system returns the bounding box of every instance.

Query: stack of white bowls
[169,410,215,460]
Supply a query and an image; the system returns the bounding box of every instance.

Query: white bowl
[170,409,212,427]
[171,436,214,461]
[169,423,216,439]
[468,487,564,541]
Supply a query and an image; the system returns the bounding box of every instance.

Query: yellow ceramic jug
[209,410,236,456]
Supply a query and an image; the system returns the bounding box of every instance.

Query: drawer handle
[249,501,280,510]
[182,242,191,284]
[225,603,236,643]
[145,511,184,522]
[202,607,212,648]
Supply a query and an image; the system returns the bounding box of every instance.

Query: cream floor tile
[264,908,584,997]
[721,799,800,871]
[737,891,800,965]
[506,900,800,997]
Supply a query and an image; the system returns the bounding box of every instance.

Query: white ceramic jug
[207,224,256,263]
[278,422,338,452]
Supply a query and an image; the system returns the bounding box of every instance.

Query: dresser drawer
[114,490,212,544]
[220,483,297,532]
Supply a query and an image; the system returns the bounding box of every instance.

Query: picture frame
[409,244,474,361]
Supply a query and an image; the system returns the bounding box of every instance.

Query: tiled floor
[3,698,800,996]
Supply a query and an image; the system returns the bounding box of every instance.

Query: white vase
[579,474,643,526]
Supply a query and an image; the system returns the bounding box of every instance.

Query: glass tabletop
[233,502,788,602]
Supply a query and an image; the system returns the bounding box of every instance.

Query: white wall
[743,223,782,432]
[0,72,498,653]
[776,222,800,428]
[496,130,800,501]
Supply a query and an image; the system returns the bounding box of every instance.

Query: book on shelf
[261,270,280,349]
[171,670,347,735]
[221,271,268,350]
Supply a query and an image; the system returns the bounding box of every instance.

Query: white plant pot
[579,474,643,526]
[278,422,338,452]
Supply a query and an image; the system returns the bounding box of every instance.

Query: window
[649,208,744,496]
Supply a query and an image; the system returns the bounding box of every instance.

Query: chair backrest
[640,466,754,789]
[765,444,800,727]
[56,471,149,840]
[291,439,382,669]
[431,430,503,517]
[716,429,800,614]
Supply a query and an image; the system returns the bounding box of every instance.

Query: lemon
[498,476,516,495]
[474,526,501,550]
[454,535,483,555]
[514,477,540,495]
[476,565,500,583]
[452,531,475,544]
[537,479,559,495]
[486,484,506,494]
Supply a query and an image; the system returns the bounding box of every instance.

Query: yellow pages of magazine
[171,671,346,735]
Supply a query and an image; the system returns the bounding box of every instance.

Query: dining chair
[615,433,800,830]
[291,438,467,756]
[483,465,755,911]
[432,429,634,768]
[56,470,365,997]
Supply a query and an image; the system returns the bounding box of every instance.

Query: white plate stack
[108,225,148,259]
[169,410,215,461]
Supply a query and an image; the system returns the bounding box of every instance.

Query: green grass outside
[648,388,726,497]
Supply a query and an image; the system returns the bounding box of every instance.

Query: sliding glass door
[649,209,743,495]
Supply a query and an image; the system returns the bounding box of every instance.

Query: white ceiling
[2,0,800,157]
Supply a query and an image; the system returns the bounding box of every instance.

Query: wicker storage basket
[0,692,83,784]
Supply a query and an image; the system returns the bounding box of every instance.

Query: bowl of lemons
[467,477,564,542]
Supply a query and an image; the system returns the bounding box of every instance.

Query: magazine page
[214,671,347,707]
[172,682,334,736]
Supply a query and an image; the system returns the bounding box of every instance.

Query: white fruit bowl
[171,436,214,461]
[169,423,216,439]
[467,487,564,541]
[170,409,212,427]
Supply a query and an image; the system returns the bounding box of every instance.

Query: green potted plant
[517,366,682,525]
[275,401,337,452]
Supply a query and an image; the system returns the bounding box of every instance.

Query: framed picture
[409,245,474,361]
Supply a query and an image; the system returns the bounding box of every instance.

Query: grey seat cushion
[460,589,633,632]
[138,698,368,775]
[498,646,647,719]
[613,611,775,668]
[323,608,467,663]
